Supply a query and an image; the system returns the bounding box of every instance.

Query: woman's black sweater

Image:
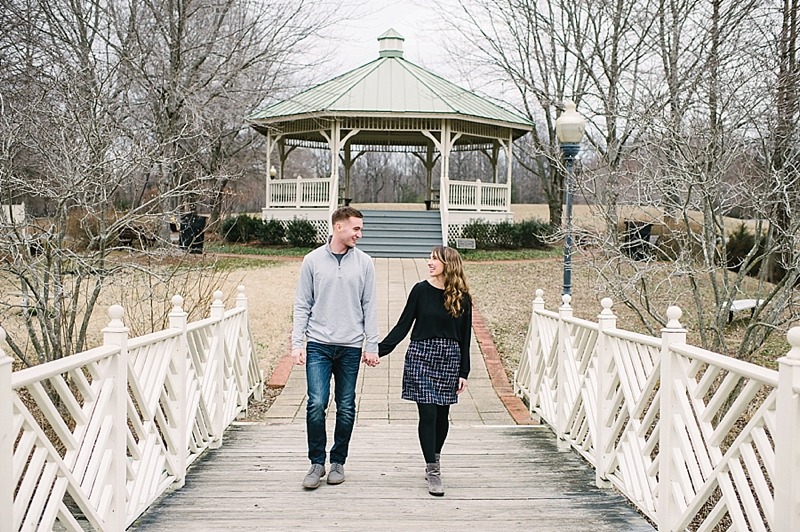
[378,280,472,379]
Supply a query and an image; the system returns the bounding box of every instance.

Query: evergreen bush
[286,218,319,247]
[493,221,516,249]
[725,222,764,274]
[460,218,554,249]
[219,214,259,243]
[461,219,493,248]
[514,218,554,249]
[255,219,286,245]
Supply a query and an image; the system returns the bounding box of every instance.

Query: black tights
[416,403,451,463]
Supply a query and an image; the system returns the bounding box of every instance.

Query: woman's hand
[456,377,468,395]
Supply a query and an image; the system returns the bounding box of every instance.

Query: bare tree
[586,0,800,360]
[447,0,589,226]
[0,0,345,367]
[111,0,346,224]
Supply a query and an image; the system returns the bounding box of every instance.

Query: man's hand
[362,352,379,367]
[456,377,468,395]
[292,347,306,366]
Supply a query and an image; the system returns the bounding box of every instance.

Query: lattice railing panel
[186,319,218,462]
[125,330,183,518]
[527,307,560,427]
[2,288,262,531]
[604,330,662,519]
[562,318,599,461]
[220,310,248,426]
[11,347,122,531]
[512,297,800,531]
[665,343,778,531]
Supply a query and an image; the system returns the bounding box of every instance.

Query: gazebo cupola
[378,28,404,58]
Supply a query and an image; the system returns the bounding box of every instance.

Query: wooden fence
[514,290,800,531]
[0,286,262,531]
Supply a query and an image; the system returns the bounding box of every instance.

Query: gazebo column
[422,121,461,245]
[328,122,341,218]
[440,121,451,245]
[412,142,439,210]
[264,133,275,212]
[492,141,500,183]
[506,130,513,211]
[340,139,365,205]
[342,142,353,204]
[276,137,298,179]
[322,124,362,221]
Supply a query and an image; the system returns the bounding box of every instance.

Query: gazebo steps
[358,210,443,258]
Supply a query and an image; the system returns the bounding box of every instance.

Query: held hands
[292,348,306,366]
[362,352,379,367]
[456,377,468,395]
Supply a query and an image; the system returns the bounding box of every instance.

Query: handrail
[267,177,331,208]
[514,292,800,531]
[448,180,509,212]
[0,286,262,531]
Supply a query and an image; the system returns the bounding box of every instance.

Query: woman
[378,245,472,496]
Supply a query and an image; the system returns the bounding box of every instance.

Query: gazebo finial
[378,28,404,58]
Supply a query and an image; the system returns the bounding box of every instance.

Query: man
[292,206,380,489]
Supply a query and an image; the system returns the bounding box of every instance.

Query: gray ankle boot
[426,462,444,496]
[424,454,441,480]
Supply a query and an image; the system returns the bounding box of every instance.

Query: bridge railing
[0,286,262,531]
[514,290,800,531]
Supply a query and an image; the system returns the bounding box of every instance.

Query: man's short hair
[332,206,363,225]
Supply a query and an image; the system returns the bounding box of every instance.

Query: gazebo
[246,29,533,253]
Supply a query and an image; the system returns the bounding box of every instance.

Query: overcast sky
[313,0,462,80]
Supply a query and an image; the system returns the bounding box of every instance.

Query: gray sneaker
[302,464,325,489]
[327,463,345,485]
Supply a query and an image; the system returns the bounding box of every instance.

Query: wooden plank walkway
[131,258,654,531]
[132,423,653,531]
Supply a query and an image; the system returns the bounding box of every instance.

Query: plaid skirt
[402,338,461,405]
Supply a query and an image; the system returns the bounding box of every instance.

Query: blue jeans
[305,342,361,465]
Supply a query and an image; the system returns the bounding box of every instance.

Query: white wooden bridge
[2,259,799,531]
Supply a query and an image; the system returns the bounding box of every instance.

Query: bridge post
[0,328,12,532]
[595,298,616,489]
[169,295,189,489]
[556,294,573,451]
[527,289,546,421]
[235,285,257,407]
[103,305,129,531]
[775,327,800,531]
[657,306,687,532]
[210,291,226,449]
[237,285,263,402]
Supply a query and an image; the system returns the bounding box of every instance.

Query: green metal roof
[247,31,533,134]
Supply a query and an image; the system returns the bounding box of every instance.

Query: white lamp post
[269,165,277,179]
[555,100,586,296]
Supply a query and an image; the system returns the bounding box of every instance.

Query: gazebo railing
[448,180,509,212]
[268,177,331,208]
[264,176,510,213]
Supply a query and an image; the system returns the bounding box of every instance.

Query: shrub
[493,221,516,249]
[514,218,554,249]
[255,219,286,245]
[286,218,319,247]
[461,219,493,248]
[460,218,554,250]
[219,214,259,243]
[725,222,764,274]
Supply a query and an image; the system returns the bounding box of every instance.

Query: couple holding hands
[291,207,472,497]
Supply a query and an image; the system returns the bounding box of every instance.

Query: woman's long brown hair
[431,245,471,317]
